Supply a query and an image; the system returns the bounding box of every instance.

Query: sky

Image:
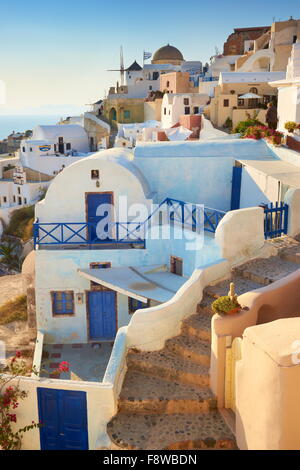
[0,0,299,115]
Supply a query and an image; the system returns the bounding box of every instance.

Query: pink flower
[9,413,17,423]
[58,361,70,373]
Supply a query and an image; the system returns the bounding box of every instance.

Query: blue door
[86,192,113,242]
[231,166,242,210]
[88,290,117,340]
[37,388,88,450]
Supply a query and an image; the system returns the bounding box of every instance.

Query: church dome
[152,44,184,64]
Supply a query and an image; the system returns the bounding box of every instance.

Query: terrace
[33,198,226,250]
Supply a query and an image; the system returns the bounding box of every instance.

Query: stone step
[204,275,263,299]
[233,257,299,286]
[107,411,236,450]
[181,311,211,342]
[119,370,217,414]
[279,246,300,264]
[165,335,210,367]
[127,349,210,387]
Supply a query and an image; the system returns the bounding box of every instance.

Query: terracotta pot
[219,307,241,316]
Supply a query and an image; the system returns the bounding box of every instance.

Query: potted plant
[211,282,241,316]
[284,121,297,133]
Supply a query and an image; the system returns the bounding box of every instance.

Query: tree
[0,239,23,271]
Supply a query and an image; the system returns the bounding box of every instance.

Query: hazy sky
[0,0,299,115]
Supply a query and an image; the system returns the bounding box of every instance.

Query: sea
[0,114,64,140]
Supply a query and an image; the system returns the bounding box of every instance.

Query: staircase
[107,235,300,450]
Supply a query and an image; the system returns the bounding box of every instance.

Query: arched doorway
[109,107,117,125]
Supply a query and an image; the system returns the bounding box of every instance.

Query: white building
[20,124,91,175]
[108,44,202,100]
[269,42,300,132]
[161,93,208,128]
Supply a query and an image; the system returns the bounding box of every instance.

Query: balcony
[33,220,146,250]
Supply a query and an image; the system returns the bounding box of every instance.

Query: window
[183,98,189,105]
[170,256,183,276]
[166,81,170,87]
[249,87,258,94]
[238,98,245,106]
[153,71,159,80]
[164,107,167,115]
[54,144,57,152]
[128,297,149,315]
[293,35,297,44]
[90,262,111,269]
[30,148,32,152]
[13,196,16,203]
[24,198,27,204]
[184,106,190,115]
[3,196,7,203]
[51,291,74,316]
[149,86,152,90]
[90,262,111,289]
[22,147,25,152]
[18,197,22,205]
[193,106,199,114]
[124,110,131,119]
[223,99,229,107]
[17,187,21,194]
[66,143,71,150]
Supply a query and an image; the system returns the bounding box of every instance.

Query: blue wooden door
[88,290,117,340]
[37,388,88,450]
[231,166,242,210]
[86,192,113,242]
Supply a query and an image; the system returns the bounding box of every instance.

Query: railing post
[284,204,289,235]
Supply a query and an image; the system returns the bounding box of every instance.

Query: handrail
[34,199,226,248]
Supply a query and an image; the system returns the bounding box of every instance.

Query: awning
[239,92,262,99]
[78,266,187,303]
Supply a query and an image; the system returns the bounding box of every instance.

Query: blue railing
[33,198,226,248]
[263,202,288,239]
[33,221,145,248]
[138,197,226,234]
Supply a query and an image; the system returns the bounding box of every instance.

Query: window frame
[51,291,75,316]
[128,297,149,315]
[223,99,229,107]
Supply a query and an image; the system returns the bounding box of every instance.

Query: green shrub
[212,296,241,315]
[224,117,233,129]
[233,118,264,135]
[4,206,34,241]
[0,295,27,325]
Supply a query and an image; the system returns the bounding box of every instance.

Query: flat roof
[238,158,300,187]
[78,266,187,303]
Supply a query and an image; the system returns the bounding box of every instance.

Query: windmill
[107,46,125,86]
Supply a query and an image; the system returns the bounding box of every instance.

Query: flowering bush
[241,125,283,145]
[0,351,70,450]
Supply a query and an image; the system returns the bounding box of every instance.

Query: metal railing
[263,202,288,239]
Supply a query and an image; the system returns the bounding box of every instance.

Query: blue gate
[37,388,88,450]
[88,290,116,340]
[263,202,288,238]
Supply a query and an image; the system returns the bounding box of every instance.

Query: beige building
[103,97,145,128]
[235,18,300,73]
[208,71,285,128]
